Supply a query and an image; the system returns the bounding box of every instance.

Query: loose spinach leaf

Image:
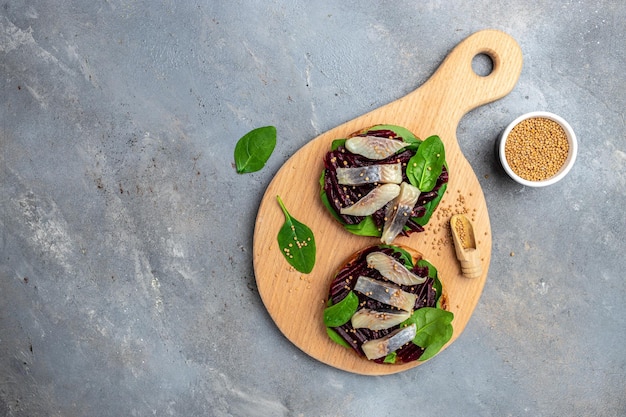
[234,126,276,173]
[276,195,316,274]
[383,352,397,364]
[323,291,359,327]
[326,327,351,348]
[402,307,454,361]
[406,135,446,192]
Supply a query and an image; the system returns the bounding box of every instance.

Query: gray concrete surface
[1,1,625,416]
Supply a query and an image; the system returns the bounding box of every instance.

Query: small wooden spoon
[450,214,482,279]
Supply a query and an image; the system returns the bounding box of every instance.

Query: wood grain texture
[253,29,523,375]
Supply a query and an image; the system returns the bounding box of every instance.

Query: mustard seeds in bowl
[505,118,568,181]
[498,111,577,187]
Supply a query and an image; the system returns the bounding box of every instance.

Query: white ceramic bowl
[497,111,578,187]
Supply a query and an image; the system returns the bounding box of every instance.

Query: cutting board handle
[416,29,523,125]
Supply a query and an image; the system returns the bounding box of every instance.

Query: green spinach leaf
[418,320,453,361]
[326,327,351,348]
[416,259,437,279]
[234,126,276,173]
[415,182,447,226]
[344,216,380,237]
[383,352,397,364]
[365,124,419,143]
[417,259,443,306]
[402,307,454,361]
[331,138,346,150]
[276,195,316,273]
[323,291,359,327]
[319,175,344,224]
[406,135,445,192]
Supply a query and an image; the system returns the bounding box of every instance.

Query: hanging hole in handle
[472,53,494,77]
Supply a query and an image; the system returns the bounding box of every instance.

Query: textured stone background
[1,1,625,416]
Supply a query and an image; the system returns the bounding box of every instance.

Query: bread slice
[319,124,449,243]
[323,244,450,364]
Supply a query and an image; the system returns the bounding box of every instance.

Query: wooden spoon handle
[412,29,523,127]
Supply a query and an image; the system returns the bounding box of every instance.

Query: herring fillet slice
[353,276,417,312]
[345,135,409,160]
[340,183,400,216]
[366,252,427,286]
[336,163,402,186]
[351,308,412,330]
[361,324,417,360]
[380,182,421,244]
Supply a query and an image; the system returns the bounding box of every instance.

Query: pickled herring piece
[381,182,421,244]
[336,162,402,186]
[351,308,411,331]
[361,324,417,360]
[345,135,409,160]
[366,252,426,286]
[353,275,417,312]
[340,184,400,216]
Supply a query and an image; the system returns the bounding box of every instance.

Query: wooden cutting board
[253,29,522,375]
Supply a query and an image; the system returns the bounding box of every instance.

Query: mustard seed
[504,117,569,181]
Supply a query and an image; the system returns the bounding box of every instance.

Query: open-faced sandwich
[320,125,448,244]
[323,244,453,364]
